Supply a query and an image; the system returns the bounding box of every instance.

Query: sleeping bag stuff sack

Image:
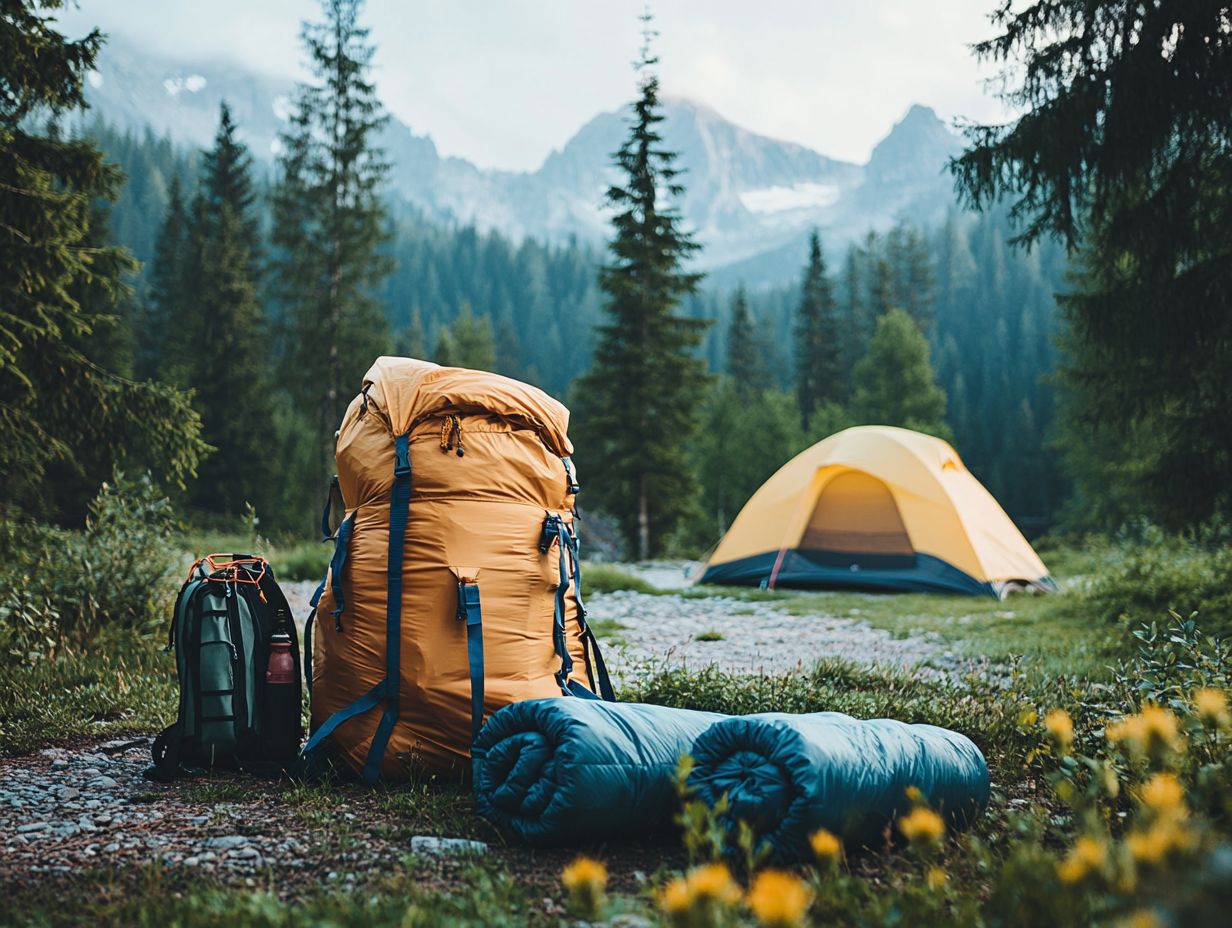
[686,712,990,862]
[473,698,725,846]
[304,357,615,781]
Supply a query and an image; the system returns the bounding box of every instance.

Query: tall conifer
[0,0,205,517]
[136,173,186,381]
[793,231,842,427]
[271,0,392,477]
[726,286,769,396]
[575,13,709,559]
[182,103,272,516]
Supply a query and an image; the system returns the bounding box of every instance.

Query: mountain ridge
[81,34,966,283]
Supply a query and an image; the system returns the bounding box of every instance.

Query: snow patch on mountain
[739,182,841,213]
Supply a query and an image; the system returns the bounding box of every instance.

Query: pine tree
[397,307,427,358]
[574,14,709,559]
[433,303,496,370]
[953,0,1232,527]
[839,244,870,386]
[869,252,895,319]
[793,231,842,427]
[181,102,274,517]
[850,309,949,440]
[271,0,392,478]
[0,0,206,518]
[726,286,769,396]
[887,220,935,328]
[136,173,187,381]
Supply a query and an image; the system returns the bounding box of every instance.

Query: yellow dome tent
[698,426,1055,598]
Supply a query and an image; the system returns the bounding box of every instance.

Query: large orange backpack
[303,357,613,780]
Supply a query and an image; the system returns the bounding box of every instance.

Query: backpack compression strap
[302,432,411,784]
[541,513,616,702]
[456,577,485,742]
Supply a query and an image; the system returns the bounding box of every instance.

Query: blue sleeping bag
[472,698,724,846]
[686,712,990,862]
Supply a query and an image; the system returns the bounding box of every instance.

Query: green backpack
[145,554,303,781]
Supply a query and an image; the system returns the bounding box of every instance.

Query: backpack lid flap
[360,356,573,456]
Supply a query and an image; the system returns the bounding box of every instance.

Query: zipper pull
[453,417,465,457]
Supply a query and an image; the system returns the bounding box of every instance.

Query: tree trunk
[637,473,650,561]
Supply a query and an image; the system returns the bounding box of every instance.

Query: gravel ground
[285,563,965,681]
[0,738,673,902]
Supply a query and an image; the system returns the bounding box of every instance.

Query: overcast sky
[61,1,1012,172]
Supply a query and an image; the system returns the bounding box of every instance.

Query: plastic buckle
[538,514,562,554]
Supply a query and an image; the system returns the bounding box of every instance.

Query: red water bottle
[262,624,299,762]
[266,633,295,684]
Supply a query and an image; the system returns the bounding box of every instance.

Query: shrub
[1078,522,1232,637]
[0,474,180,660]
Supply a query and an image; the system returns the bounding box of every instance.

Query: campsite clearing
[0,549,1133,924]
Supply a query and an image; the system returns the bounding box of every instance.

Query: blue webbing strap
[319,476,339,540]
[329,513,355,630]
[548,515,573,692]
[302,677,385,754]
[361,432,411,784]
[303,573,327,699]
[560,522,616,702]
[456,580,485,742]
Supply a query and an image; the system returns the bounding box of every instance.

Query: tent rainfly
[698,426,1056,598]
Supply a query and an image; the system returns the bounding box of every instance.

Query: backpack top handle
[189,553,269,589]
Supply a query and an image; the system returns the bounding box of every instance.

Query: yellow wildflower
[1120,909,1162,928]
[1107,705,1183,759]
[659,876,692,916]
[1136,772,1187,819]
[904,785,924,804]
[897,807,946,849]
[1126,820,1193,865]
[810,828,842,867]
[746,870,813,928]
[1194,688,1230,728]
[658,864,742,925]
[926,866,948,891]
[1057,835,1107,884]
[561,856,607,919]
[687,863,742,905]
[1044,709,1075,752]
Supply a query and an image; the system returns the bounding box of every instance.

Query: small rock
[103,843,120,853]
[51,759,68,768]
[409,835,488,856]
[17,823,48,833]
[609,917,654,928]
[230,847,259,860]
[92,776,119,789]
[205,835,249,849]
[57,787,81,801]
[184,857,200,866]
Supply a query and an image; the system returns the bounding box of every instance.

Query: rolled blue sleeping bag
[472,698,725,846]
[686,712,990,862]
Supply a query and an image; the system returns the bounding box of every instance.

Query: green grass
[0,629,177,755]
[178,529,330,582]
[694,629,725,642]
[582,562,657,594]
[5,860,547,928]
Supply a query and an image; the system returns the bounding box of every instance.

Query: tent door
[799,470,915,569]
